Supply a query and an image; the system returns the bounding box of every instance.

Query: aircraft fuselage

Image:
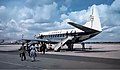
[37,28,100,44]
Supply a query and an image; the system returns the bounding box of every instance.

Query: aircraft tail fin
[84,5,102,31]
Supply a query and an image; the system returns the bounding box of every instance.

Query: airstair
[54,36,74,51]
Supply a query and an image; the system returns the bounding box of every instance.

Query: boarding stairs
[54,36,74,51]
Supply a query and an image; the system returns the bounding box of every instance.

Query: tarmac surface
[0,44,120,69]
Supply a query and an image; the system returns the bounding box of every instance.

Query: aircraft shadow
[59,48,119,53]
[74,50,119,53]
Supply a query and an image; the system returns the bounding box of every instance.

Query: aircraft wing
[19,38,58,44]
[68,22,99,33]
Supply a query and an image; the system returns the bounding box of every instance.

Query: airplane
[21,5,102,51]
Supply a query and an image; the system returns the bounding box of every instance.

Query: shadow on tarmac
[58,48,119,53]
[74,50,119,53]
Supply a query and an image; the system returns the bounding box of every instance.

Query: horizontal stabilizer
[68,22,98,33]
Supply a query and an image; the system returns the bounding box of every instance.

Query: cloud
[59,0,120,41]
[0,1,60,39]
[6,19,21,32]
[111,0,120,11]
[89,0,120,41]
[26,0,54,7]
[60,5,68,12]
[0,0,120,42]
[34,2,58,22]
[1,19,22,39]
[54,18,73,30]
[60,14,68,20]
[96,0,120,27]
[18,7,33,20]
[0,6,9,21]
[0,6,6,13]
[64,0,72,7]
[60,7,91,26]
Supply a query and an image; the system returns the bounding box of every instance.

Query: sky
[0,0,120,42]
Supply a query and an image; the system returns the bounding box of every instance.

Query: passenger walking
[18,43,26,61]
[40,44,43,53]
[26,43,31,57]
[41,42,47,54]
[30,44,37,62]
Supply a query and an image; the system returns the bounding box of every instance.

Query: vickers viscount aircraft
[21,5,102,51]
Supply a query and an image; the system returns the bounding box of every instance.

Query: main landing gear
[81,42,85,51]
[66,41,74,51]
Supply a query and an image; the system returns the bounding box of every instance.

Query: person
[81,42,85,51]
[26,43,31,57]
[18,43,26,61]
[30,43,37,62]
[41,42,47,54]
[48,43,53,50]
[40,43,43,53]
